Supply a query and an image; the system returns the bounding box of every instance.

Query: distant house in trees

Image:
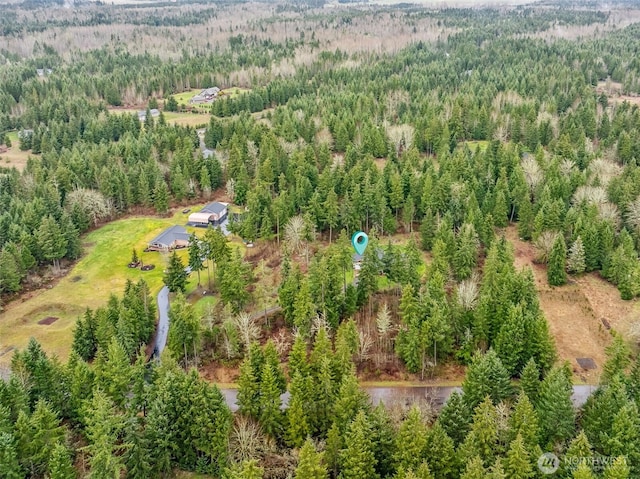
[36,68,53,77]
[190,87,220,104]
[352,248,384,270]
[137,109,160,121]
[148,225,191,252]
[187,202,228,227]
[18,129,34,144]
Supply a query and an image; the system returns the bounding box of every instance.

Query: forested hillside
[2,0,640,477]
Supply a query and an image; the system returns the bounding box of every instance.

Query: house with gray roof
[189,87,220,104]
[148,225,191,252]
[138,109,161,122]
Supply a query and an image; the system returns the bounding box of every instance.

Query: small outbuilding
[201,202,228,224]
[187,202,228,227]
[148,225,191,252]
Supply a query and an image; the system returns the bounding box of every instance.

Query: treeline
[1,319,638,478]
[429,7,609,32]
[0,36,302,123]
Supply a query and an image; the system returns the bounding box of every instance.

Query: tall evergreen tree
[153,179,170,215]
[537,366,575,447]
[519,358,540,404]
[459,397,499,467]
[437,391,470,446]
[606,402,640,474]
[82,388,128,479]
[393,406,427,471]
[93,338,132,408]
[163,251,187,293]
[462,350,513,411]
[295,438,328,479]
[47,442,76,479]
[572,462,596,479]
[547,235,567,286]
[37,215,67,270]
[237,344,264,420]
[218,249,252,313]
[504,433,533,479]
[0,432,23,479]
[15,400,65,477]
[340,411,379,479]
[604,457,631,479]
[460,456,486,479]
[167,292,200,365]
[258,361,283,438]
[187,233,204,286]
[424,421,456,478]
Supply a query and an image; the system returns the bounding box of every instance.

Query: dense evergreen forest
[3,0,640,477]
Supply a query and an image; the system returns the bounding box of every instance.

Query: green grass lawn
[460,140,490,152]
[192,295,218,317]
[171,89,201,105]
[0,205,234,365]
[219,87,250,99]
[162,111,209,128]
[6,131,18,144]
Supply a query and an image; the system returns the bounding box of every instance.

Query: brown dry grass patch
[504,226,640,383]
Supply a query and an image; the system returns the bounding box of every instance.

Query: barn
[187,202,227,227]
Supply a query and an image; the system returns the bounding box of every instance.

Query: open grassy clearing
[107,108,209,128]
[461,140,490,152]
[0,131,34,172]
[219,87,250,99]
[504,226,640,384]
[169,87,248,107]
[0,203,242,366]
[162,111,209,128]
[171,89,201,105]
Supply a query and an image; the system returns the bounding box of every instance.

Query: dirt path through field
[504,226,640,383]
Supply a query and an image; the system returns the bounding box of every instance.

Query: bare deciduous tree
[225,178,236,203]
[521,155,543,193]
[235,312,260,352]
[358,329,374,363]
[229,416,274,463]
[598,202,620,228]
[572,185,608,206]
[65,188,113,226]
[534,230,560,264]
[588,157,622,186]
[626,195,640,233]
[457,274,480,311]
[284,215,305,255]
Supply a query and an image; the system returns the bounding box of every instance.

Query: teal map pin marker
[351,231,369,256]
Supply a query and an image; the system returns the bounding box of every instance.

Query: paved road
[153,286,170,357]
[219,384,597,412]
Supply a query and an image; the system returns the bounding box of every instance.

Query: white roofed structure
[187,212,214,226]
